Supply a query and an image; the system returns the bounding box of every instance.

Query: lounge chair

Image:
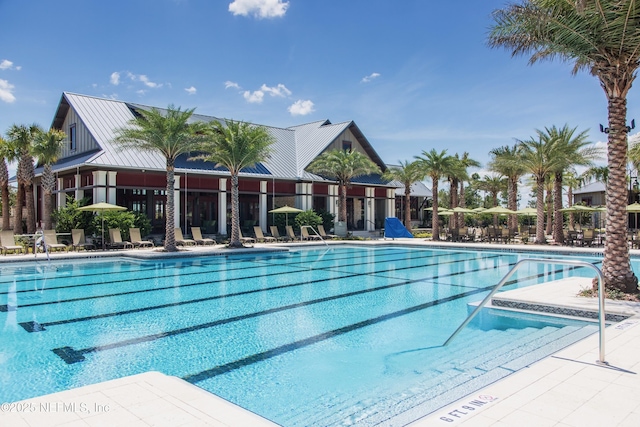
[71,229,95,251]
[109,229,134,250]
[270,226,288,241]
[285,225,298,241]
[238,229,256,244]
[129,228,154,248]
[317,225,338,239]
[0,230,24,255]
[301,226,322,241]
[191,227,216,245]
[174,228,196,246]
[254,226,275,243]
[43,230,69,252]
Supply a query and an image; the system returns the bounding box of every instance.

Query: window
[342,140,352,151]
[155,200,165,220]
[69,124,76,151]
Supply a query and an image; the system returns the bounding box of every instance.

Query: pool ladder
[443,259,607,365]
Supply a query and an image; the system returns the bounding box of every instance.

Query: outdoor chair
[270,226,289,241]
[174,228,196,246]
[285,225,298,241]
[0,230,24,255]
[71,229,95,251]
[191,227,216,245]
[129,228,154,248]
[301,226,322,241]
[43,230,69,252]
[238,229,256,244]
[253,226,275,243]
[582,229,595,247]
[317,225,338,239]
[109,229,134,250]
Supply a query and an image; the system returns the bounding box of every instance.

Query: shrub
[294,210,323,232]
[52,196,96,235]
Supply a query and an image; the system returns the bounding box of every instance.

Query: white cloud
[185,86,197,95]
[110,72,120,85]
[228,0,289,18]
[0,59,14,70]
[361,72,381,83]
[243,90,264,103]
[288,99,314,116]
[261,83,291,97]
[0,79,16,103]
[225,81,241,89]
[126,72,162,88]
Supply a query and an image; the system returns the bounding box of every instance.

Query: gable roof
[50,92,390,185]
[573,181,606,195]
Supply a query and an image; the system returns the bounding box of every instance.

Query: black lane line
[50,258,510,363]
[0,247,438,296]
[181,287,495,384]
[24,253,495,329]
[3,252,473,312]
[182,263,603,383]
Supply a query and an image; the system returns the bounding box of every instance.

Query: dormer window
[69,124,77,151]
[342,140,352,151]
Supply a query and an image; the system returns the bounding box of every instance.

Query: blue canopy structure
[384,217,413,239]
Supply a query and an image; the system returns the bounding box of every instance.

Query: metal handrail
[443,258,607,364]
[302,226,328,246]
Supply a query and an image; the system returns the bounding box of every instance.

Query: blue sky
[0,0,633,182]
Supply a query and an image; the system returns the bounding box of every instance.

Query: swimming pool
[0,246,620,425]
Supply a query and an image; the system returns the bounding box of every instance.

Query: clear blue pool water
[0,246,625,425]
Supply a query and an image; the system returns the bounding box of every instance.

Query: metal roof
[573,181,606,195]
[394,181,433,198]
[52,92,392,185]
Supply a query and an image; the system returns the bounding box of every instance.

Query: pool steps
[278,324,595,426]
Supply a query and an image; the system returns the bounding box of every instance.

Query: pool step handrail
[303,226,328,246]
[443,258,607,365]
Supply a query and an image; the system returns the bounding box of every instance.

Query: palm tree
[446,155,466,229]
[489,144,525,231]
[415,149,455,241]
[457,152,481,226]
[382,160,425,231]
[0,136,13,230]
[564,171,581,230]
[489,0,639,291]
[477,174,507,228]
[7,124,41,234]
[308,149,381,229]
[544,125,598,244]
[516,131,564,244]
[32,128,66,230]
[113,105,207,252]
[194,120,275,248]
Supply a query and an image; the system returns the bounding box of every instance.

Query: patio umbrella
[449,207,475,213]
[560,205,596,229]
[471,207,486,213]
[482,206,516,215]
[78,202,127,250]
[268,205,303,226]
[516,207,538,228]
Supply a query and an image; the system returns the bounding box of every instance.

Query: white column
[329,185,339,223]
[365,187,375,231]
[173,175,181,229]
[295,183,313,210]
[260,180,267,231]
[92,171,107,202]
[218,178,227,235]
[386,189,396,218]
[57,177,66,208]
[74,173,82,200]
[107,171,117,204]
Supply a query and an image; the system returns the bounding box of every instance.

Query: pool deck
[1,240,640,426]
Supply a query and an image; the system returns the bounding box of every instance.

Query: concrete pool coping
[1,241,639,426]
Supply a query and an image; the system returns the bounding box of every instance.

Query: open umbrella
[268,205,303,226]
[78,202,127,250]
[516,207,538,228]
[482,206,516,215]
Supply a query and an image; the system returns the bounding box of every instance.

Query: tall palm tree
[477,174,507,228]
[308,149,381,229]
[458,152,481,226]
[7,124,41,234]
[489,144,525,231]
[0,136,13,230]
[516,131,564,244]
[541,125,599,244]
[113,105,207,252]
[415,149,455,241]
[446,155,466,229]
[382,160,425,231]
[32,128,66,230]
[489,0,640,291]
[564,171,582,230]
[194,120,275,248]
